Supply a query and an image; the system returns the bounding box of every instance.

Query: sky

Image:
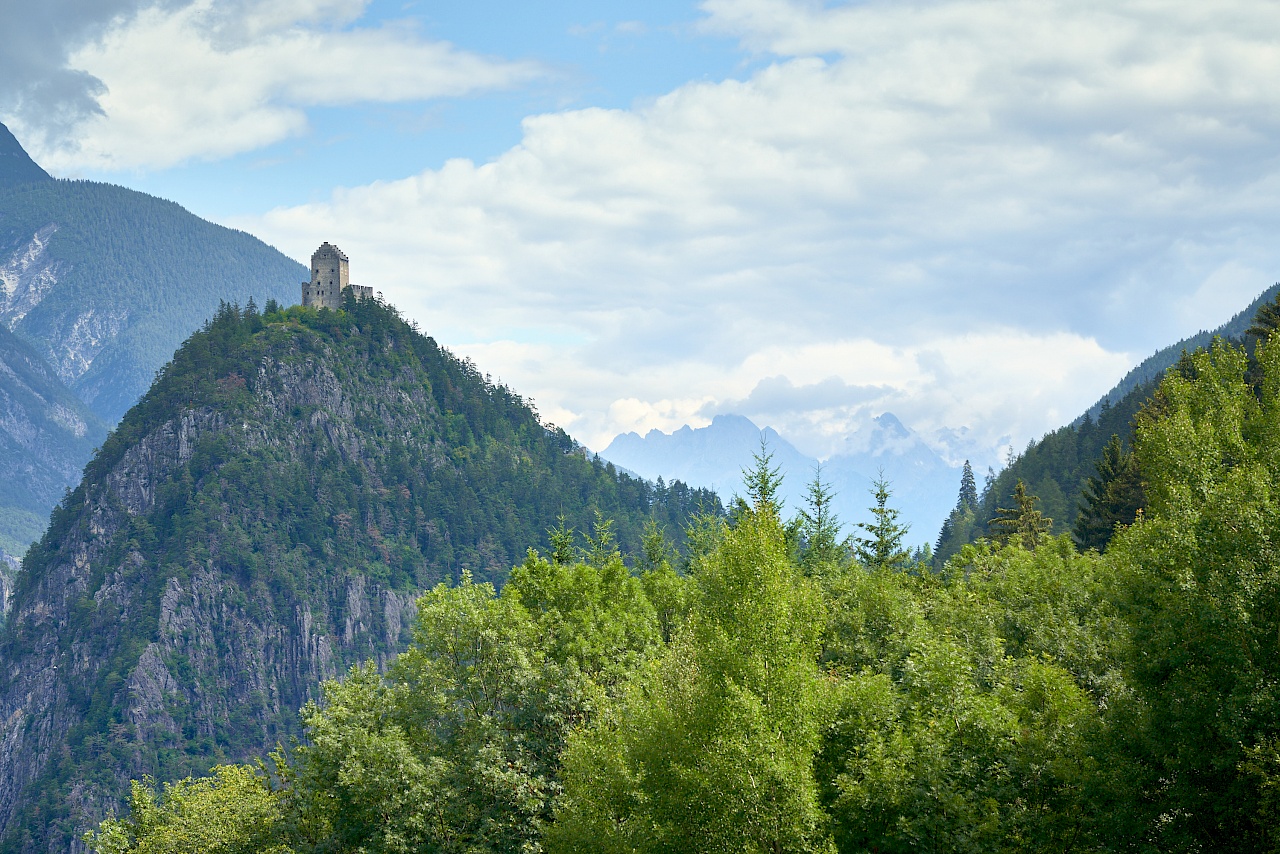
[3,0,1279,469]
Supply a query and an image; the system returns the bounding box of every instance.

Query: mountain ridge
[936,283,1280,562]
[0,127,50,189]
[1080,282,1280,423]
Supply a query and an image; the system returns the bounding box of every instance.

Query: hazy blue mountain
[0,126,51,189]
[823,413,963,542]
[603,414,813,503]
[0,123,306,553]
[601,412,961,547]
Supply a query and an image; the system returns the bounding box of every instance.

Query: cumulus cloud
[694,332,1129,463]
[0,0,167,140]
[234,0,1280,461]
[7,0,544,171]
[711,376,889,417]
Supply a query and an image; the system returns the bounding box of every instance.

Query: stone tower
[303,242,348,310]
[302,242,371,309]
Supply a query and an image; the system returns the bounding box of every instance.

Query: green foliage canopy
[1107,336,1280,850]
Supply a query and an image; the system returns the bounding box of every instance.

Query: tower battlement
[302,242,372,309]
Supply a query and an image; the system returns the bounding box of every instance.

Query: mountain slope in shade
[0,122,308,554]
[601,412,961,545]
[0,297,718,853]
[0,324,105,555]
[0,177,305,422]
[0,127,50,189]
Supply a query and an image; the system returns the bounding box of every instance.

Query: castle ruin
[302,242,373,309]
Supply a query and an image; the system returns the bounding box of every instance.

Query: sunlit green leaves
[550,505,835,854]
[84,765,289,854]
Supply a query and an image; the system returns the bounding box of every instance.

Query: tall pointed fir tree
[736,438,784,517]
[1073,434,1144,552]
[958,460,978,508]
[853,474,910,570]
[797,463,845,576]
[989,479,1052,550]
[934,460,980,566]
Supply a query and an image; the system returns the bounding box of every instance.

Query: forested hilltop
[78,313,1280,852]
[934,374,1157,562]
[933,285,1280,565]
[0,296,718,853]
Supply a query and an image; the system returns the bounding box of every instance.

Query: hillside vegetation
[84,330,1280,853]
[0,296,718,852]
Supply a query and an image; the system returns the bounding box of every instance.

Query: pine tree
[934,514,952,556]
[637,518,675,573]
[742,438,784,513]
[958,460,978,510]
[731,438,786,528]
[798,463,845,575]
[1073,434,1144,552]
[547,516,577,566]
[935,460,980,560]
[1246,290,1280,339]
[853,475,910,570]
[989,480,1052,550]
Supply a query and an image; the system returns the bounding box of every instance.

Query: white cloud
[401,326,1127,468]
[18,0,543,170]
[237,0,1280,464]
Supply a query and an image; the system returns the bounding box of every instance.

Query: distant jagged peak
[873,412,911,438]
[834,410,935,460]
[0,123,52,188]
[607,413,802,458]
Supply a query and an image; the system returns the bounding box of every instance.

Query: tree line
[84,302,1280,852]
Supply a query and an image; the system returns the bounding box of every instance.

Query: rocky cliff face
[0,555,16,619]
[0,299,716,852]
[0,219,130,395]
[0,323,105,553]
[0,226,63,331]
[0,325,417,852]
